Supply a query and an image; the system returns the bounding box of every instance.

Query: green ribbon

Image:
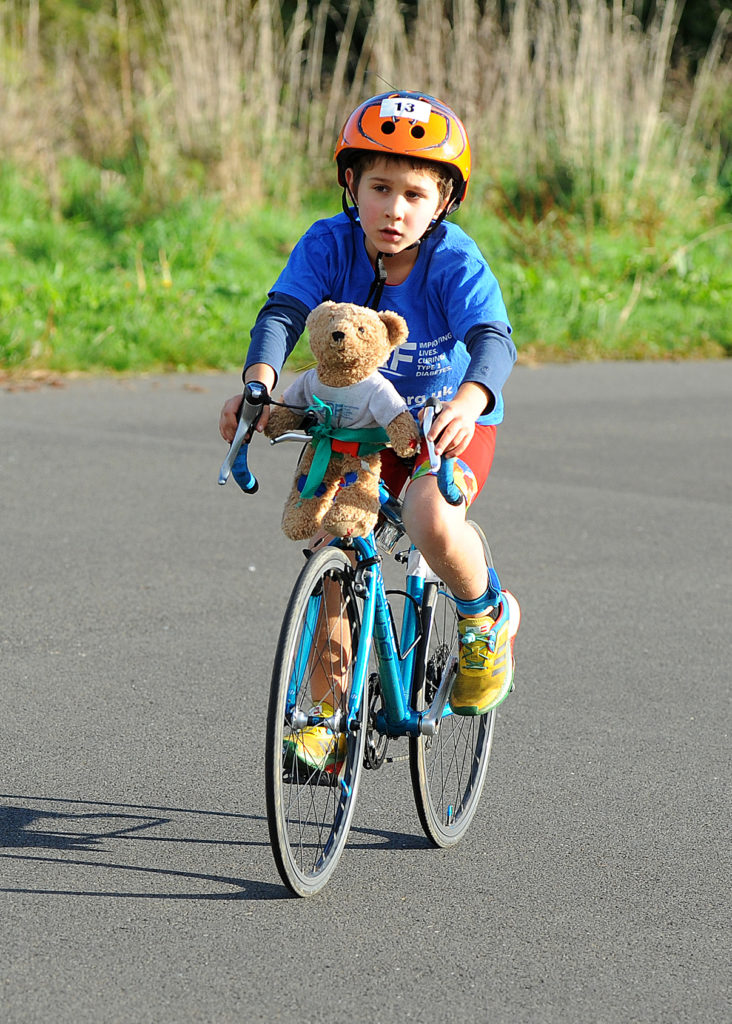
[299,397,389,501]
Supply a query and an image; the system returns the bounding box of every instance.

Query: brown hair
[344,150,454,202]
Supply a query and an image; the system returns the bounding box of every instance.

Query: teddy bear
[264,300,420,540]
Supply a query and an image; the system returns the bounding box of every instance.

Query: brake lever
[422,397,442,473]
[218,381,268,487]
[423,396,463,506]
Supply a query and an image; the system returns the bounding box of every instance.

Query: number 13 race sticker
[379,97,432,123]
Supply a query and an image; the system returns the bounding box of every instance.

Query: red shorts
[379,424,497,509]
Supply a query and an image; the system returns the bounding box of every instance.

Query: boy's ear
[378,309,409,349]
[344,167,357,205]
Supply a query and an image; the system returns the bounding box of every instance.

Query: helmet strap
[341,186,359,225]
[365,252,388,309]
[421,204,450,240]
[349,187,452,310]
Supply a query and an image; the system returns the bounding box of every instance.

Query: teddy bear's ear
[378,309,409,349]
[306,301,335,334]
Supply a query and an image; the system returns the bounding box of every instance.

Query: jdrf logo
[383,339,417,374]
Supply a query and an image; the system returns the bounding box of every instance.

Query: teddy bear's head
[305,301,409,388]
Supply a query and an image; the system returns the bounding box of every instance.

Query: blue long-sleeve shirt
[245,212,515,425]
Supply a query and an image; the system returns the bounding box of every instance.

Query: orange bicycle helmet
[335,92,471,212]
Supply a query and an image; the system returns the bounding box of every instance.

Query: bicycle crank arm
[289,709,347,733]
[419,657,458,735]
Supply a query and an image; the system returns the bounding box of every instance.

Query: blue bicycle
[220,383,500,897]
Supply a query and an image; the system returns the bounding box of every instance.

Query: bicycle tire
[265,547,367,896]
[408,522,496,846]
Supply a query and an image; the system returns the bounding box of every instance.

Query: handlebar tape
[436,457,463,506]
[423,397,463,506]
[231,446,258,494]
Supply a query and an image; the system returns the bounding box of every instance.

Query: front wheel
[409,525,496,846]
[265,547,367,896]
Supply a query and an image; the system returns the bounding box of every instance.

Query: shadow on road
[0,795,284,901]
[0,793,426,900]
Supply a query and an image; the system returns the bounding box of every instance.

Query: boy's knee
[403,478,454,544]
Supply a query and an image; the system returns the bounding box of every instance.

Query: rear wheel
[265,547,366,896]
[409,523,496,846]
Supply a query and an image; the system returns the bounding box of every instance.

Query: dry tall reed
[0,0,728,221]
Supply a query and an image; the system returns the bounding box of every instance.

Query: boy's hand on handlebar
[421,401,474,458]
[420,384,491,458]
[219,395,243,442]
[219,390,271,442]
[219,363,276,442]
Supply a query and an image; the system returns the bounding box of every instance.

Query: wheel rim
[266,550,366,894]
[411,585,494,845]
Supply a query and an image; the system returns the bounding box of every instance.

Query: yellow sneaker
[282,703,347,774]
[450,592,520,717]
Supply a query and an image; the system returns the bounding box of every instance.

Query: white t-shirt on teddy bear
[283,370,409,431]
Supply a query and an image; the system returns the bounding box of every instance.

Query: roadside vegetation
[1,0,730,375]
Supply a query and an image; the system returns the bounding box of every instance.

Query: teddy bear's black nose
[331,331,345,346]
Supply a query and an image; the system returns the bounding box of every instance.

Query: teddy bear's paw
[264,409,299,439]
[393,436,420,459]
[282,523,314,541]
[386,411,421,457]
[321,507,378,539]
[282,508,321,541]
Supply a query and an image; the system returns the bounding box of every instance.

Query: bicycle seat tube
[351,536,414,734]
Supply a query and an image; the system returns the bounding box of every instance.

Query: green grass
[0,161,730,377]
[0,162,328,374]
[496,236,731,363]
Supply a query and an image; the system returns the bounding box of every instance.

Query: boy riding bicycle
[220,91,520,746]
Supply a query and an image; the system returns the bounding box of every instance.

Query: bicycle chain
[364,672,389,769]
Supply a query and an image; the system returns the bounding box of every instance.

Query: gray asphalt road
[1,363,730,1024]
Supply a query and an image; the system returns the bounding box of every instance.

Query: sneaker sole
[450,661,514,717]
[282,740,345,775]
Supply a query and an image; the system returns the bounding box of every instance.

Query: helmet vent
[335,92,471,208]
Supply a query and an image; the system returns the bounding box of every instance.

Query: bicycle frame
[281,501,456,746]
[335,490,457,742]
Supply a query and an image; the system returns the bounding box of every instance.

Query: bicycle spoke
[265,548,366,896]
[410,582,494,845]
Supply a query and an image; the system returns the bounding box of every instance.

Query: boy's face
[346,158,447,266]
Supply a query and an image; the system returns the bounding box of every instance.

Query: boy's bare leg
[401,474,489,603]
[306,531,351,711]
[403,472,519,717]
